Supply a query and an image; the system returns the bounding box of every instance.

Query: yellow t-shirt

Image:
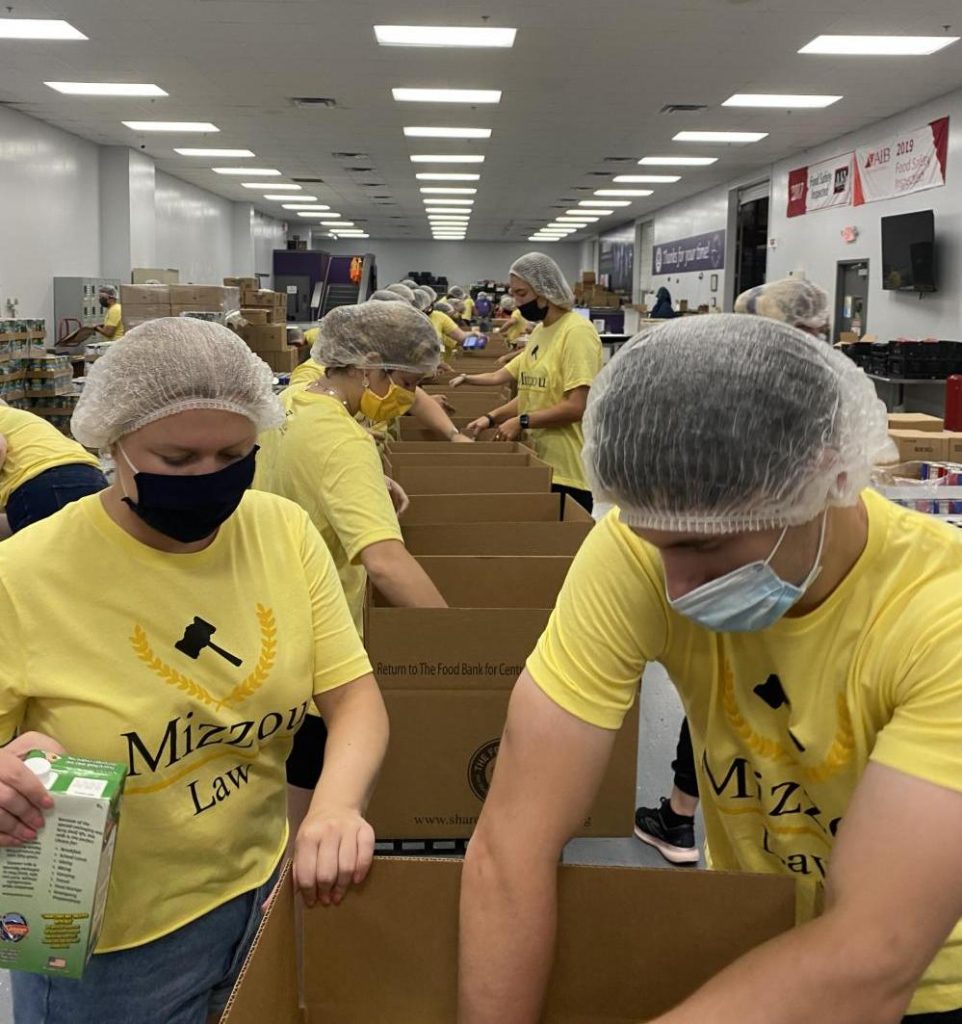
[0,490,370,953]
[504,311,602,490]
[288,358,326,389]
[461,297,475,320]
[504,308,528,344]
[527,490,962,1014]
[0,406,101,507]
[255,388,402,635]
[104,302,125,339]
[430,310,462,357]
[303,327,320,346]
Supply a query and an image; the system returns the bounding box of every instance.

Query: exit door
[834,261,869,340]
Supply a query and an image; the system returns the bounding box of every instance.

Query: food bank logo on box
[468,739,500,800]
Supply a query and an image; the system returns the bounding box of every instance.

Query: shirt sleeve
[560,323,603,393]
[316,432,402,565]
[527,512,669,730]
[0,568,27,743]
[504,352,524,381]
[104,305,122,330]
[440,313,461,340]
[870,618,962,794]
[298,516,373,696]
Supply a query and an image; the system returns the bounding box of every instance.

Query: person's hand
[451,433,474,444]
[384,476,410,517]
[464,416,489,440]
[293,805,376,908]
[449,374,468,388]
[494,417,522,442]
[430,395,456,414]
[0,733,65,847]
[436,362,455,378]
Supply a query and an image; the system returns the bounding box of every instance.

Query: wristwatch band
[484,413,496,428]
[519,413,530,430]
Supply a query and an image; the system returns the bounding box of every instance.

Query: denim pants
[5,464,107,533]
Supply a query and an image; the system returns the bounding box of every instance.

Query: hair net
[499,294,516,311]
[71,318,283,449]
[735,277,830,335]
[447,286,466,300]
[412,287,434,312]
[385,283,416,304]
[421,285,438,303]
[509,252,575,309]
[400,278,418,288]
[309,301,441,376]
[370,289,408,303]
[582,314,896,535]
[434,300,455,316]
[100,285,118,299]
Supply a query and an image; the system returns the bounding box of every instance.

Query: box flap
[401,493,562,524]
[390,465,553,495]
[402,522,591,556]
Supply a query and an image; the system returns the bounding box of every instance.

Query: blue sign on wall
[653,229,726,276]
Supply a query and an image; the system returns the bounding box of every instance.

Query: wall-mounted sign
[786,153,854,218]
[854,116,949,204]
[652,229,726,276]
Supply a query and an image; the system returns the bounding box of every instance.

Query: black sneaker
[634,798,699,865]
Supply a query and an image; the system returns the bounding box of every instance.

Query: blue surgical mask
[667,513,827,633]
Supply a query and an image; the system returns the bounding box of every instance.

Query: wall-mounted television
[881,210,936,293]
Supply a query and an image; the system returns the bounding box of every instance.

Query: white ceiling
[2,0,962,241]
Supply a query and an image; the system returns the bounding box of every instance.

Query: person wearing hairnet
[634,277,834,866]
[385,282,417,304]
[0,318,387,1023]
[0,402,107,538]
[491,294,532,358]
[414,286,479,361]
[446,285,474,321]
[460,314,962,1024]
[455,252,603,512]
[255,302,448,824]
[94,285,125,339]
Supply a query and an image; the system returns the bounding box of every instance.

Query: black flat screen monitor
[881,210,936,293]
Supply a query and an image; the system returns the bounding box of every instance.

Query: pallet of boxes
[120,283,242,330]
[882,413,962,526]
[219,377,802,1023]
[225,277,295,374]
[0,319,78,436]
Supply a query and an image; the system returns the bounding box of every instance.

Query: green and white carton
[0,752,126,978]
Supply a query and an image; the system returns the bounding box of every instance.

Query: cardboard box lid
[223,859,796,1024]
[401,492,566,523]
[402,521,591,556]
[390,465,553,495]
[887,413,945,432]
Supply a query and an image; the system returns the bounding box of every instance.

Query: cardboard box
[240,324,287,352]
[257,349,300,373]
[240,308,269,326]
[387,440,534,455]
[582,270,597,284]
[169,285,240,310]
[221,859,797,1024]
[888,429,949,463]
[400,491,573,524]
[0,753,126,979]
[887,412,944,432]
[243,289,287,309]
[224,277,258,290]
[131,268,179,285]
[945,433,962,462]
[120,284,170,305]
[387,450,545,468]
[402,520,592,556]
[389,464,553,495]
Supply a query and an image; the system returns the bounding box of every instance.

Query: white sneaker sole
[633,825,700,865]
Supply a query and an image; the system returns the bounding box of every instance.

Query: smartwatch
[483,413,496,428]
[519,414,530,430]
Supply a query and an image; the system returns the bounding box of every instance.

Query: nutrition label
[0,844,41,898]
[50,818,97,905]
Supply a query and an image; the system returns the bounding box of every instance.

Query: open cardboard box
[402,520,592,556]
[401,492,587,524]
[222,859,797,1024]
[390,463,553,495]
[387,450,546,469]
[388,440,534,455]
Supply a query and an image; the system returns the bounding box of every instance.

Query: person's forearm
[463,370,512,387]
[311,678,389,814]
[489,398,519,424]
[364,544,448,608]
[459,837,558,1024]
[653,911,916,1024]
[412,387,461,440]
[526,400,585,429]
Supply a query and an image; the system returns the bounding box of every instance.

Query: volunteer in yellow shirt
[455,252,602,512]
[447,285,474,321]
[0,318,387,1023]
[459,315,962,1024]
[95,285,124,339]
[413,286,476,362]
[0,403,106,536]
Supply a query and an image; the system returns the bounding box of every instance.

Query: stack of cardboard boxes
[0,321,79,436]
[225,277,289,325]
[888,412,962,464]
[221,278,295,373]
[574,271,620,309]
[120,283,241,328]
[0,319,44,404]
[119,285,172,328]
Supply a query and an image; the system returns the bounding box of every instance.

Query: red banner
[785,154,854,218]
[787,167,808,218]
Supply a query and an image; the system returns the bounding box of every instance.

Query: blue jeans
[12,863,281,1024]
[5,464,107,533]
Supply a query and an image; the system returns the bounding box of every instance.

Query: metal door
[273,274,310,322]
[834,261,869,339]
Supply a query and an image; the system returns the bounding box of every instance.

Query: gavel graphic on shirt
[175,617,243,668]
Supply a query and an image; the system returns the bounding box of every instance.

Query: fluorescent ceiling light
[267,194,316,201]
[176,148,255,158]
[565,210,601,218]
[530,236,559,241]
[213,167,280,176]
[297,212,331,218]
[594,189,653,197]
[427,212,470,218]
[327,221,355,227]
[724,93,841,108]
[640,156,717,166]
[0,19,86,40]
[556,217,595,223]
[335,231,368,236]
[673,131,767,143]
[394,88,501,104]
[799,35,959,56]
[422,198,474,205]
[415,173,481,181]
[579,200,630,207]
[404,126,492,139]
[420,187,477,194]
[613,175,680,183]
[376,26,516,48]
[410,154,485,163]
[123,121,219,132]
[46,82,167,96]
[243,182,300,190]
[569,208,612,216]
[282,203,329,210]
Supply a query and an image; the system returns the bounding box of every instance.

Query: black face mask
[99,298,110,309]
[120,446,258,544]
[519,298,549,322]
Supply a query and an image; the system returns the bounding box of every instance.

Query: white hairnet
[386,283,416,303]
[71,317,283,448]
[509,252,575,309]
[100,285,118,299]
[735,277,830,334]
[370,289,408,303]
[583,314,896,535]
[412,288,434,312]
[499,294,516,311]
[400,278,418,288]
[447,286,466,300]
[309,301,441,375]
[434,300,455,316]
[421,285,438,303]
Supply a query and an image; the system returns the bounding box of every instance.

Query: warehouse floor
[0,663,694,1020]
